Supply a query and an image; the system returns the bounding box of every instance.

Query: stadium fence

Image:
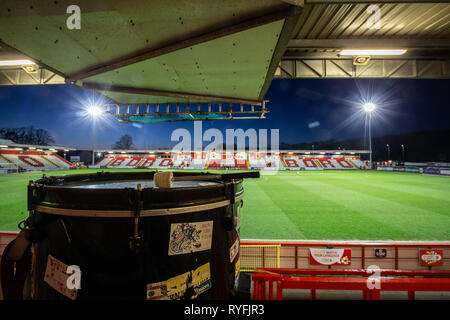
[240,240,450,271]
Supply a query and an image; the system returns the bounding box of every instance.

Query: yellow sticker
[191,262,212,296]
[166,271,190,299]
[148,262,212,300]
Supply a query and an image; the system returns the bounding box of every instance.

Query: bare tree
[0,126,55,145]
[112,134,134,149]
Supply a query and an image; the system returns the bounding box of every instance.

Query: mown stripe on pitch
[318,175,450,217]
[259,175,411,240]
[293,176,449,240]
[316,172,450,203]
[240,178,306,239]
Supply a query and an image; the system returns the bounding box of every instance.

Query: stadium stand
[0,150,74,171]
[191,155,207,170]
[92,151,369,171]
[281,156,369,170]
[0,147,367,172]
[172,153,192,169]
[248,154,283,170]
[96,155,174,169]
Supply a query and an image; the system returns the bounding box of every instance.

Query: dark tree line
[280,129,450,162]
[0,126,55,146]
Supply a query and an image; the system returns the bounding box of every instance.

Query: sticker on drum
[44,254,80,300]
[234,258,240,277]
[230,238,240,263]
[168,221,213,256]
[146,262,211,300]
[146,281,169,300]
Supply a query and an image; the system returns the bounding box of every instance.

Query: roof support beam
[258,6,303,100]
[80,82,263,106]
[276,58,450,78]
[288,39,450,50]
[66,7,295,83]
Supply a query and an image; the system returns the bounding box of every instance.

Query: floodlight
[0,59,36,66]
[363,103,376,113]
[87,105,103,117]
[340,49,407,56]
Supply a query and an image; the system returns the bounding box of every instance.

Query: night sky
[0,78,449,150]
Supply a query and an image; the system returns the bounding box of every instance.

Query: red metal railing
[252,268,450,300]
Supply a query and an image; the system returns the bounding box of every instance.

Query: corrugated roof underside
[292,3,450,40]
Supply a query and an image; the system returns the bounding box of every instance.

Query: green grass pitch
[1,169,449,241]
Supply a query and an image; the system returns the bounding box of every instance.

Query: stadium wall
[240,240,450,271]
[377,166,450,176]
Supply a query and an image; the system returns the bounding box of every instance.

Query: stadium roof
[277,0,450,79]
[94,149,371,154]
[0,0,449,105]
[0,0,300,105]
[0,139,75,151]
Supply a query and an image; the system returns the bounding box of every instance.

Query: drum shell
[28,176,244,300]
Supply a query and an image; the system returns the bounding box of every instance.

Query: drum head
[67,179,219,189]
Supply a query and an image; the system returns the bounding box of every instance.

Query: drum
[23,170,258,300]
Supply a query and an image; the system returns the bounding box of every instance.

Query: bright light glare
[363,103,376,113]
[340,49,407,56]
[86,105,103,117]
[0,59,36,66]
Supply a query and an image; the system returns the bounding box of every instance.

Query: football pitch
[0,169,449,241]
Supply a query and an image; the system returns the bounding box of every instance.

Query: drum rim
[28,171,249,217]
[34,198,230,217]
[32,190,244,217]
[30,170,254,187]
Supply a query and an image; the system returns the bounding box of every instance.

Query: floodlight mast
[363,103,376,167]
[86,105,102,165]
